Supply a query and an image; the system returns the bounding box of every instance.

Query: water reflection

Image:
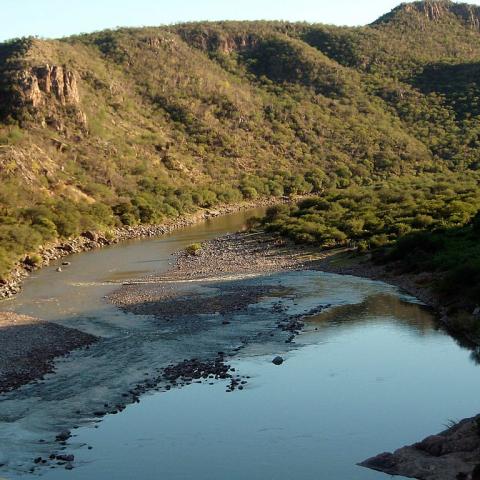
[308,292,437,336]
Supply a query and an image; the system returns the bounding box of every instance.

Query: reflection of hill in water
[308,292,437,336]
[308,292,480,364]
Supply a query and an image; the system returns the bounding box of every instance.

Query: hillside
[1,0,480,279]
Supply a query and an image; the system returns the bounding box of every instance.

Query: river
[1,208,479,479]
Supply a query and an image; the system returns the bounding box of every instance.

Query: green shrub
[185,243,202,255]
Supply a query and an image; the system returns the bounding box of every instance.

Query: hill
[1,0,480,279]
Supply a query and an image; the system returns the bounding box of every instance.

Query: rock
[56,454,74,462]
[56,267,62,272]
[18,64,80,108]
[359,452,397,471]
[472,464,480,480]
[62,262,71,266]
[272,356,284,365]
[55,430,71,442]
[415,435,446,457]
[81,231,98,242]
[361,415,480,479]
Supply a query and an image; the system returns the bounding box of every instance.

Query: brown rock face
[13,64,87,131]
[19,64,80,108]
[176,29,259,55]
[410,0,480,29]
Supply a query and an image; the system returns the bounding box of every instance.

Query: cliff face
[19,65,80,108]
[175,26,260,54]
[12,64,86,131]
[374,0,480,29]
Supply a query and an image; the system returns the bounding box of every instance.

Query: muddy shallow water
[1,209,480,479]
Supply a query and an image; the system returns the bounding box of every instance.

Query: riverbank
[1,222,476,478]
[0,312,96,394]
[307,249,480,346]
[0,196,288,300]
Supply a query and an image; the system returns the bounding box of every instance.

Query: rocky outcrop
[176,27,259,54]
[374,1,480,30]
[7,63,87,130]
[19,65,80,108]
[404,0,457,22]
[360,415,480,479]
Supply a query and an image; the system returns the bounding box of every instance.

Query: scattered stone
[55,431,71,442]
[272,356,284,365]
[56,454,74,462]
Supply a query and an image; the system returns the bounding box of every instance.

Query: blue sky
[2,0,480,41]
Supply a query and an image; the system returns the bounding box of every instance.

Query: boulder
[272,356,284,365]
[81,231,98,242]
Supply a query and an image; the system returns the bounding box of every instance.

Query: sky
[2,0,480,42]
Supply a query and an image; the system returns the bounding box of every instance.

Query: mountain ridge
[0,1,480,279]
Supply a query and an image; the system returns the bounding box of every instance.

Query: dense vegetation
[1,0,480,280]
[262,172,480,316]
[386,219,480,307]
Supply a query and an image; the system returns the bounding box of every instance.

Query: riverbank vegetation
[2,1,480,280]
[262,173,480,317]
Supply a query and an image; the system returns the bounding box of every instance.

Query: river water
[1,208,480,480]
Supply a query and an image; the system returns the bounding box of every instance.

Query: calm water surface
[1,209,479,480]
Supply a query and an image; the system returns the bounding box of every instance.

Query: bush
[241,186,258,200]
[185,243,202,255]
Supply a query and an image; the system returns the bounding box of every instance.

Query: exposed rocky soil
[162,231,317,279]
[0,312,96,394]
